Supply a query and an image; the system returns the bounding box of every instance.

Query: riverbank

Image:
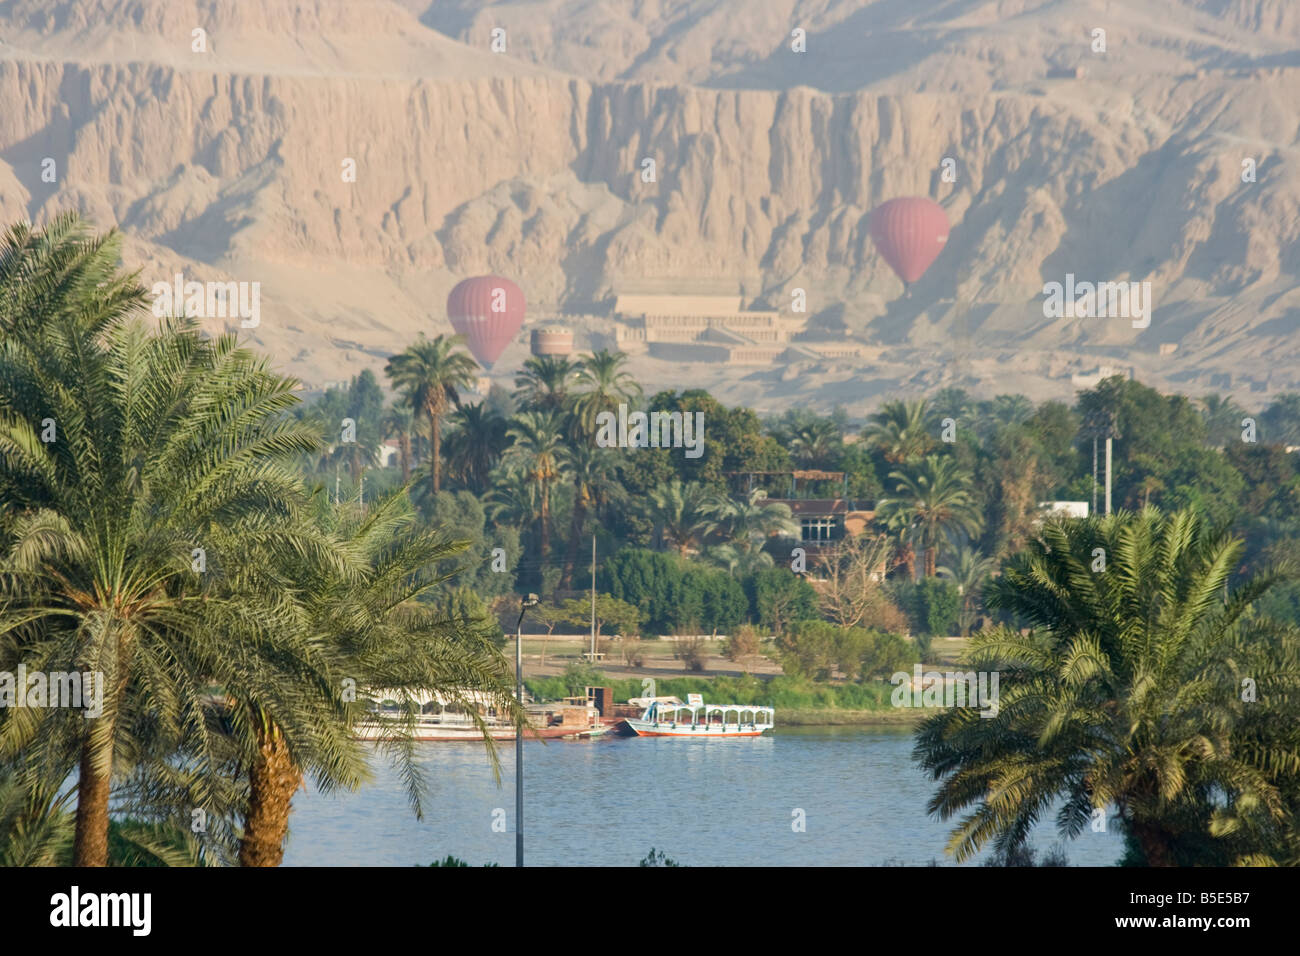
[778,707,929,726]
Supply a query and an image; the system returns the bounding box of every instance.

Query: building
[726,469,876,555]
[1037,501,1090,521]
[611,293,813,364]
[530,326,573,357]
[1071,365,1133,389]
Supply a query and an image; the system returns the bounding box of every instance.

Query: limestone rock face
[0,0,1297,405]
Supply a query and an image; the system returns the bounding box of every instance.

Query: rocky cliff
[1,0,1297,409]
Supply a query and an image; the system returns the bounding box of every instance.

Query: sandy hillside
[0,0,1297,410]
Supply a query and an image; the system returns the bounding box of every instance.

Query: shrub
[861,630,919,679]
[776,619,842,679]
[778,620,918,681]
[639,847,683,867]
[893,577,961,637]
[675,635,707,672]
[744,567,817,635]
[724,624,762,670]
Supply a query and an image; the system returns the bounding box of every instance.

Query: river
[282,726,1125,866]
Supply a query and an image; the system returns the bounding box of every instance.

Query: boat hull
[620,718,771,737]
[355,722,608,742]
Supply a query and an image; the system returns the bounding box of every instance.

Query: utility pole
[515,593,538,867]
[1104,435,1113,516]
[1092,436,1098,516]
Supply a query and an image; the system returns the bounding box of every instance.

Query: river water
[283,726,1125,866]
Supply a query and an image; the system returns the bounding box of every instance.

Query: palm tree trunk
[925,546,937,578]
[560,492,586,590]
[1130,820,1176,867]
[74,636,129,867]
[539,485,550,571]
[239,724,302,867]
[399,433,411,482]
[899,541,916,580]
[72,727,115,866]
[429,407,442,495]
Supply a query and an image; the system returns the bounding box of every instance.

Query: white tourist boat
[620,695,774,737]
[355,689,609,741]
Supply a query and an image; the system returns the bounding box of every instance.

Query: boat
[619,695,774,737]
[354,689,613,742]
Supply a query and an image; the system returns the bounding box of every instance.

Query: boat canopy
[645,700,773,718]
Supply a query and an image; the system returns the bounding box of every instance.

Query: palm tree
[712,489,799,565]
[501,409,569,569]
[513,355,579,413]
[1260,393,1300,446]
[787,418,842,469]
[485,465,540,530]
[381,402,414,481]
[236,489,525,865]
[0,310,345,866]
[385,334,478,496]
[991,394,1034,427]
[639,479,723,555]
[570,350,642,438]
[937,544,997,635]
[1199,394,1248,448]
[443,402,509,492]
[914,509,1299,865]
[877,455,982,577]
[558,444,624,588]
[863,399,936,463]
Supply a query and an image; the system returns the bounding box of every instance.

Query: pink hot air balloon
[869,197,950,286]
[446,275,526,368]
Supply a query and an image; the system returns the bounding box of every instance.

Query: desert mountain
[1,0,1297,413]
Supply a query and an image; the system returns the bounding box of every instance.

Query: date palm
[513,355,579,414]
[236,489,525,865]
[558,443,624,588]
[914,509,1299,865]
[712,489,799,565]
[385,334,478,496]
[0,309,348,866]
[991,394,1034,427]
[639,479,723,556]
[570,350,642,438]
[786,419,842,469]
[502,409,569,569]
[877,455,982,577]
[1260,393,1300,447]
[863,399,936,464]
[937,544,997,635]
[381,402,414,481]
[443,401,509,492]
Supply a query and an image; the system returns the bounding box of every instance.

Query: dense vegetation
[2,215,1298,866]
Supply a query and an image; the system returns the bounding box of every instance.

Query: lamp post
[515,593,538,867]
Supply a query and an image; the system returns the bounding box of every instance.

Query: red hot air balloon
[446,275,526,368]
[869,198,950,287]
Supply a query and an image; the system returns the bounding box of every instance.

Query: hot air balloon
[446,275,525,368]
[869,197,950,289]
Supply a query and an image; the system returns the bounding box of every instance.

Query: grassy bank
[778,707,928,726]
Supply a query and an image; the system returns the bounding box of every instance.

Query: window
[801,517,839,542]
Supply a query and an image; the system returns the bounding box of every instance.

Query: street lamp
[515,593,538,867]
